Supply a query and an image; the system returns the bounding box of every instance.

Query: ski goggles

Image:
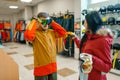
[37,18,49,26]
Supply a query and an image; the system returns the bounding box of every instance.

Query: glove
[67,32,76,37]
[80,53,93,74]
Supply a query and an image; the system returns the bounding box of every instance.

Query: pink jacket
[74,28,113,80]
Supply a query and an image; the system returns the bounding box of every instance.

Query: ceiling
[0,0,46,15]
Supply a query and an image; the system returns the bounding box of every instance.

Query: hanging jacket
[15,22,20,31]
[1,31,7,41]
[6,31,10,41]
[4,22,11,29]
[0,22,4,30]
[24,20,67,76]
[74,28,113,80]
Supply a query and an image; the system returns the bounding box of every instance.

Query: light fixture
[9,6,18,9]
[21,0,32,3]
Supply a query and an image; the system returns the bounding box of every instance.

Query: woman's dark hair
[85,11,103,34]
[80,11,103,53]
[80,33,87,53]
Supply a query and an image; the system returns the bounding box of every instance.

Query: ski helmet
[108,17,116,25]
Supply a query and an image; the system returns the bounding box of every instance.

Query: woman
[73,11,113,80]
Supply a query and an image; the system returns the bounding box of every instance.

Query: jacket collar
[86,28,113,40]
[87,33,101,40]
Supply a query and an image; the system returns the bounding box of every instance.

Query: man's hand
[67,32,76,38]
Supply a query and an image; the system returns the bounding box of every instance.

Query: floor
[1,42,120,80]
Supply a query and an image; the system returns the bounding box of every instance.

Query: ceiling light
[21,0,32,3]
[9,6,18,9]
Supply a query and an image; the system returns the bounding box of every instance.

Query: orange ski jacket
[24,20,67,76]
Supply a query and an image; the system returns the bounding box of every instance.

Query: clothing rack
[0,20,10,23]
[65,10,74,15]
[50,10,74,17]
[50,11,75,56]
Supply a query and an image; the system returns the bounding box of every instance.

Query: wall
[33,5,38,17]
[33,0,82,23]
[36,0,82,23]
[24,6,33,20]
[74,0,81,22]
[0,14,11,21]
[37,0,74,15]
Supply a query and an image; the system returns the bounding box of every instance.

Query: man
[24,12,67,80]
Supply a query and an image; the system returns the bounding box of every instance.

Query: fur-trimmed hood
[86,28,113,42]
[96,28,113,37]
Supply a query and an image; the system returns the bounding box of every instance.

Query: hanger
[52,12,56,17]
[59,11,63,17]
[66,10,69,15]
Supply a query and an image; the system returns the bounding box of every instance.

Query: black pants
[35,72,57,80]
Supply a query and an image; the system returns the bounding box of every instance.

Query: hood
[87,28,113,41]
[96,28,113,37]
[97,28,113,44]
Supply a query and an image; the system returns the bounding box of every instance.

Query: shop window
[91,0,108,4]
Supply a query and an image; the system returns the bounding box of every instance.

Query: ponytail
[80,33,87,53]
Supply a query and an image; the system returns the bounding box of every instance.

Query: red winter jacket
[74,28,113,80]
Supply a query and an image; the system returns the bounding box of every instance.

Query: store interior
[0,0,120,80]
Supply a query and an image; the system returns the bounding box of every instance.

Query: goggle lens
[38,18,48,26]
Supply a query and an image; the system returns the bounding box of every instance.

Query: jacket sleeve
[85,45,112,73]
[50,21,67,38]
[73,37,81,48]
[92,54,112,73]
[24,19,37,41]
